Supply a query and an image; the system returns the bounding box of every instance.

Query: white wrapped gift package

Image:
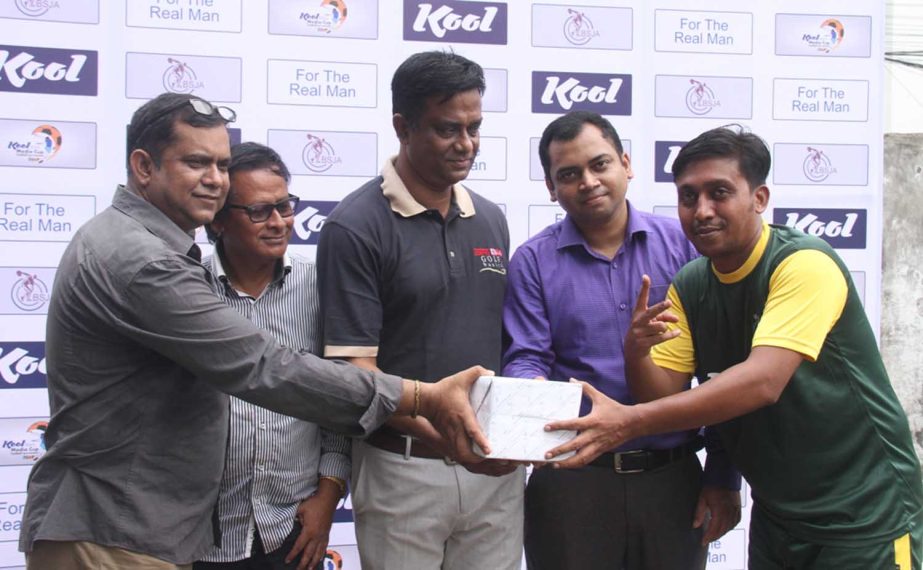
[469,375,582,462]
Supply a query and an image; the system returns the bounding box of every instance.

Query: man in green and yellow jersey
[543,125,923,569]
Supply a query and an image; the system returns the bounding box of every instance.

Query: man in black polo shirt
[317,51,524,569]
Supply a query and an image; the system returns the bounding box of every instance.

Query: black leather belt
[365,426,456,463]
[588,436,704,473]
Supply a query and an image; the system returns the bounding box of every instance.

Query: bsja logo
[290,200,337,245]
[0,342,47,388]
[532,71,631,115]
[773,208,866,249]
[12,270,50,311]
[404,1,508,45]
[802,147,837,182]
[162,57,205,94]
[15,0,60,17]
[685,79,720,115]
[302,134,342,173]
[0,45,98,95]
[563,8,600,45]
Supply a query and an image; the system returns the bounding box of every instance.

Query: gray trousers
[524,453,707,570]
[350,439,525,570]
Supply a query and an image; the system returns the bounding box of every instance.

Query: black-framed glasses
[225,195,300,223]
[131,98,237,150]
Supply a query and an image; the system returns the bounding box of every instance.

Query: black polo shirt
[317,159,509,381]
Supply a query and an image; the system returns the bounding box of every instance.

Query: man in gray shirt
[19,93,494,570]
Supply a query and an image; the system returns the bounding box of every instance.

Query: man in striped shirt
[197,142,343,570]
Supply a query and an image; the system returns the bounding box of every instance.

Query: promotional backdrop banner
[0,1,884,568]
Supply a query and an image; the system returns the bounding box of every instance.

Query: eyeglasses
[225,195,300,223]
[131,98,237,150]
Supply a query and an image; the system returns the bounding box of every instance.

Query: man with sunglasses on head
[19,93,495,570]
[195,142,342,570]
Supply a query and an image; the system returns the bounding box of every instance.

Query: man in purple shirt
[503,111,741,569]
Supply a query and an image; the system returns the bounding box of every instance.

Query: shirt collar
[713,221,770,284]
[211,246,292,289]
[556,200,647,250]
[113,184,197,257]
[380,156,476,218]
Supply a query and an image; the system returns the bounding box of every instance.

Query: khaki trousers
[350,439,525,570]
[27,540,192,570]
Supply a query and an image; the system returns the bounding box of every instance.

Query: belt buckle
[614,450,645,474]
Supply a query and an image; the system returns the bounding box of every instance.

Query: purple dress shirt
[502,202,739,488]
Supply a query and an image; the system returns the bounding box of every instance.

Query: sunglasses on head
[132,98,237,150]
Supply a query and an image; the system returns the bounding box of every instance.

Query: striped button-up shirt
[200,251,350,562]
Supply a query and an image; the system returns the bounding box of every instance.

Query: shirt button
[259,423,267,430]
[619,303,627,311]
[449,251,455,257]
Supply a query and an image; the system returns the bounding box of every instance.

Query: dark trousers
[194,523,309,570]
[524,452,707,570]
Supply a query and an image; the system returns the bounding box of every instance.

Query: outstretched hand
[541,379,639,469]
[420,366,493,465]
[624,275,680,360]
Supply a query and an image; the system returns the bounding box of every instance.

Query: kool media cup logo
[8,124,63,164]
[302,134,342,173]
[15,0,61,17]
[162,57,205,94]
[802,18,845,53]
[11,270,50,311]
[300,0,348,33]
[321,550,343,570]
[685,79,720,116]
[803,147,837,182]
[563,8,600,45]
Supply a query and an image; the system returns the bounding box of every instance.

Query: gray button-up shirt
[19,186,402,564]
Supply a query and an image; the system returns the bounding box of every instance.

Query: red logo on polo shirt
[473,247,506,275]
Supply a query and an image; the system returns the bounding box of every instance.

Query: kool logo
[654,141,686,182]
[532,71,631,114]
[290,200,338,245]
[774,208,866,249]
[0,45,97,95]
[404,1,508,45]
[0,342,47,388]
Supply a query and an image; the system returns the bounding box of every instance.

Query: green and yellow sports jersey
[653,222,923,546]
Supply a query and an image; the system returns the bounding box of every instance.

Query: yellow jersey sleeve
[752,249,847,361]
[650,284,696,374]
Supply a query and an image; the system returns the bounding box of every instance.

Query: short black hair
[538,111,625,180]
[672,125,771,190]
[126,92,230,174]
[391,51,485,126]
[205,142,291,243]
